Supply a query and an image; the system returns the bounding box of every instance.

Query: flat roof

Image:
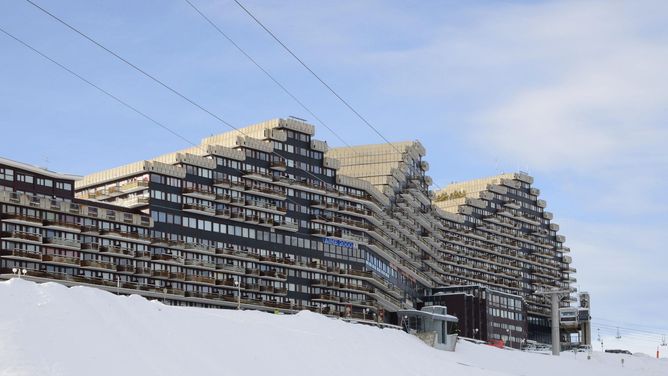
[398,309,458,322]
[0,156,81,181]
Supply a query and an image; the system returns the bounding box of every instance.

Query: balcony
[80,259,115,271]
[213,177,232,187]
[121,180,149,192]
[82,181,149,201]
[184,291,220,300]
[244,185,286,200]
[215,209,231,218]
[118,196,150,208]
[257,216,277,227]
[43,237,81,250]
[311,279,374,294]
[134,267,151,276]
[149,269,176,279]
[242,169,275,184]
[270,160,287,171]
[182,203,216,216]
[184,258,216,269]
[0,248,42,261]
[259,269,287,280]
[98,229,151,243]
[504,199,522,210]
[215,263,245,274]
[150,253,182,264]
[1,230,42,243]
[115,264,135,273]
[42,219,81,232]
[182,187,216,201]
[80,226,99,234]
[274,220,298,232]
[184,243,214,254]
[228,198,286,215]
[41,254,81,266]
[1,213,43,226]
[99,245,135,257]
[184,274,216,285]
[214,194,232,203]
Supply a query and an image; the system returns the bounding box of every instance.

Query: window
[55,182,72,191]
[37,178,53,187]
[17,174,34,184]
[0,168,14,181]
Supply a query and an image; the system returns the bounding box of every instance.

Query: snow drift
[0,279,664,376]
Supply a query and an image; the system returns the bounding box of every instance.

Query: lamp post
[506,328,512,348]
[234,279,240,310]
[474,328,479,340]
[12,268,27,279]
[363,308,369,321]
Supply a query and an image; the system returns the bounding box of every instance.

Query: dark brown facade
[423,285,528,349]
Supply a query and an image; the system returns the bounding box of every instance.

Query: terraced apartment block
[0,117,577,343]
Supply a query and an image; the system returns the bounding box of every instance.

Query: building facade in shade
[0,117,580,343]
[422,285,528,349]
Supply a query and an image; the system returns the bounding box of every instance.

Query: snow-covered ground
[0,279,665,376]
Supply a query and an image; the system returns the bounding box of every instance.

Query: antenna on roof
[288,115,308,122]
[40,156,50,171]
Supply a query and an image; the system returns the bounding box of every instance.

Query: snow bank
[0,279,664,376]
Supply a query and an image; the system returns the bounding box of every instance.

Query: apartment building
[0,117,579,342]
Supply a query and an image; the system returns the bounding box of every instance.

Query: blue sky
[1,0,667,355]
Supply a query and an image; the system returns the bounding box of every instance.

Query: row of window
[151,210,360,257]
[491,321,524,333]
[489,307,524,321]
[2,204,149,235]
[0,167,72,190]
[285,129,311,142]
[150,174,181,187]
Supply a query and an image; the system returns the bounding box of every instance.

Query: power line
[24,0,240,136]
[596,330,664,344]
[231,0,444,191]
[23,1,444,263]
[25,0,442,216]
[595,317,668,333]
[596,323,666,337]
[23,1,334,186]
[22,0,396,224]
[231,0,395,147]
[183,0,351,149]
[0,26,198,150]
[0,23,312,215]
[183,0,442,196]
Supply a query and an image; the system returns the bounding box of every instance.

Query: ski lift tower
[535,287,572,356]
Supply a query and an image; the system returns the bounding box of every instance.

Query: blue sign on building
[323,237,356,249]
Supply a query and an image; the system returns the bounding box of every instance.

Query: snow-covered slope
[0,279,664,376]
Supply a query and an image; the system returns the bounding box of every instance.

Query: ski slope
[0,279,664,376]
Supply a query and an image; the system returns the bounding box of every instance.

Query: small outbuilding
[398,306,459,351]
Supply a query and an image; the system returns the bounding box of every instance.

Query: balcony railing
[0,248,41,260]
[1,230,42,242]
[43,237,81,249]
